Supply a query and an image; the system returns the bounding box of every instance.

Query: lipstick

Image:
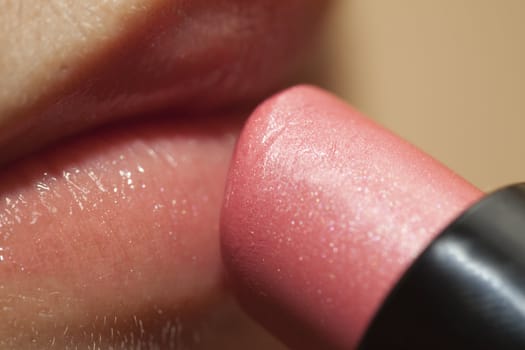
[220,85,525,349]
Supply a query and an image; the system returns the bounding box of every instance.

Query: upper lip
[0,0,326,165]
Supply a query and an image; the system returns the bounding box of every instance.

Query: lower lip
[220,85,525,349]
[0,113,240,339]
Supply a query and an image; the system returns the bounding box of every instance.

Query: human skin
[0,1,326,349]
[0,0,324,163]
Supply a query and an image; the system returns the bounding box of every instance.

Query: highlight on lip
[0,113,285,349]
[220,85,483,349]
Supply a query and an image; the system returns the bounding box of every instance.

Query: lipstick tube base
[360,184,525,350]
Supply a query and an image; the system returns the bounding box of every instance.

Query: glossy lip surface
[221,85,483,349]
[0,111,289,349]
[0,114,240,348]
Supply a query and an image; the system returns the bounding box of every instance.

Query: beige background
[311,0,525,191]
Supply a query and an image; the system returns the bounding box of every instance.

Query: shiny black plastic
[360,184,525,350]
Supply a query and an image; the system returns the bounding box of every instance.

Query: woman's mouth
[0,0,325,163]
[0,1,326,348]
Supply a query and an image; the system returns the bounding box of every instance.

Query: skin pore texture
[0,0,327,349]
[221,86,483,349]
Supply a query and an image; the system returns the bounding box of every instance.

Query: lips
[0,115,240,348]
[0,1,326,348]
[0,0,325,163]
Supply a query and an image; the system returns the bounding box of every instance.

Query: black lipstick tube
[360,183,525,350]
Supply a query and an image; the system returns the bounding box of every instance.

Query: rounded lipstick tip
[221,85,482,349]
